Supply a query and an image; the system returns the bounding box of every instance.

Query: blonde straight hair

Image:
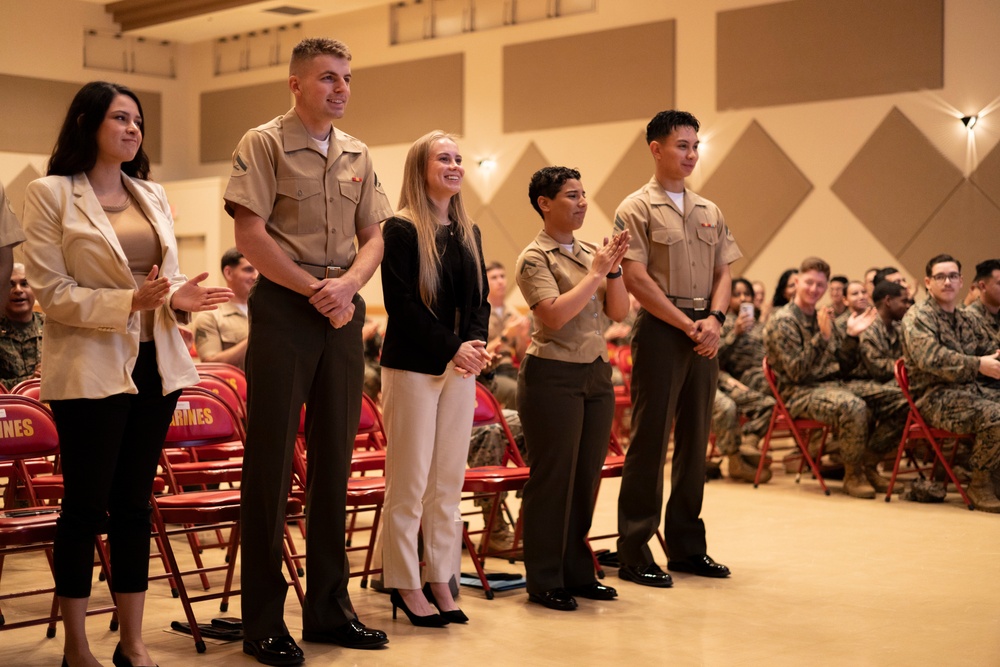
[397,130,483,311]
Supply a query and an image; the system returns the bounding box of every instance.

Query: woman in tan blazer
[23,81,232,667]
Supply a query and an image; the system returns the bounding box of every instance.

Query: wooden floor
[4,450,999,667]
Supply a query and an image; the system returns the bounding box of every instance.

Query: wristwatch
[710,310,726,325]
[606,265,623,279]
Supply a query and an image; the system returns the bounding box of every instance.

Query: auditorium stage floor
[4,451,998,666]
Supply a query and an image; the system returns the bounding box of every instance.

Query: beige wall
[2,0,998,308]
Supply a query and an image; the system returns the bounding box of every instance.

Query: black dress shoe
[302,619,389,649]
[618,562,673,588]
[242,635,304,666]
[527,588,578,611]
[423,582,469,623]
[566,582,618,600]
[667,554,731,578]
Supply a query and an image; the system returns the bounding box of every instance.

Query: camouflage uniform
[902,298,1000,472]
[764,303,905,463]
[0,312,43,389]
[719,313,768,394]
[963,299,1000,346]
[712,372,774,456]
[859,316,903,383]
[467,407,525,507]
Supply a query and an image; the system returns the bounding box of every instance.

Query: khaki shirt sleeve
[618,197,651,266]
[515,245,559,309]
[353,146,393,231]
[713,208,742,266]
[0,184,25,248]
[192,310,223,362]
[223,129,277,221]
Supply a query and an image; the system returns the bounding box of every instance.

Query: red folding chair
[194,362,247,403]
[151,387,301,653]
[885,360,974,509]
[461,383,530,599]
[611,346,633,443]
[0,395,116,636]
[756,357,832,494]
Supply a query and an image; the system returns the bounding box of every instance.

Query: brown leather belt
[295,260,348,279]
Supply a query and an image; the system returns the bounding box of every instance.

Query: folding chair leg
[359,506,383,590]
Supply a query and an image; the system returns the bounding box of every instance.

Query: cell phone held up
[739,301,755,322]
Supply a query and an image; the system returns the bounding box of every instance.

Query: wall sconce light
[478,158,497,173]
[961,115,978,130]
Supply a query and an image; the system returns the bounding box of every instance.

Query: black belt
[666,295,709,311]
[294,260,348,279]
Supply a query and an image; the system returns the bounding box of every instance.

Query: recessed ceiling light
[265,6,315,16]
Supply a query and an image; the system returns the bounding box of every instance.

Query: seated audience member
[964,283,981,307]
[902,254,1000,512]
[192,247,257,370]
[965,259,1000,344]
[764,257,907,498]
[481,261,528,409]
[362,316,384,401]
[751,279,767,319]
[467,399,526,552]
[860,280,910,382]
[864,266,880,301]
[712,371,775,483]
[719,277,768,394]
[767,268,798,320]
[828,275,848,317]
[0,262,43,388]
[0,182,25,312]
[873,266,911,298]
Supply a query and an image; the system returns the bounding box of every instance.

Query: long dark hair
[47,81,150,180]
[772,268,798,308]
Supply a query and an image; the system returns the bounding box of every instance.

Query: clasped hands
[309,275,359,329]
[452,340,492,378]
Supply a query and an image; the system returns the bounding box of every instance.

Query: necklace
[101,189,132,212]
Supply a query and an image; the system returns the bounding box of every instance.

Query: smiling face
[730,281,753,313]
[539,178,588,242]
[95,94,142,167]
[845,281,869,314]
[291,54,351,126]
[652,125,699,190]
[794,269,828,313]
[5,266,35,323]
[424,138,464,206]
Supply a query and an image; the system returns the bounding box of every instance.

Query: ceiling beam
[107,0,264,31]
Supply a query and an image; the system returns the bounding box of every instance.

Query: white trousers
[380,364,475,589]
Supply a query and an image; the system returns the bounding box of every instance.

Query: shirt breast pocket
[650,225,684,247]
[275,177,324,234]
[696,225,719,246]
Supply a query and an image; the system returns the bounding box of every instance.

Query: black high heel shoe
[389,589,449,628]
[422,582,469,624]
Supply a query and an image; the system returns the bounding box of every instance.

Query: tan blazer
[22,173,199,401]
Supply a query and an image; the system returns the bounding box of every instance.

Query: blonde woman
[379,131,490,626]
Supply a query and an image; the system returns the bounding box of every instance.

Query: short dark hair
[646,110,700,144]
[221,247,245,272]
[800,257,831,279]
[925,254,961,277]
[485,261,504,273]
[290,37,351,74]
[732,277,754,299]
[47,81,150,180]
[830,275,848,287]
[528,166,581,219]
[973,259,1000,283]
[873,266,900,286]
[872,280,905,304]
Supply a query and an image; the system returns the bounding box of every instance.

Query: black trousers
[51,342,180,597]
[517,355,614,595]
[240,276,365,641]
[617,309,717,564]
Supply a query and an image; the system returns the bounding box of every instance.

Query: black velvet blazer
[380,215,490,375]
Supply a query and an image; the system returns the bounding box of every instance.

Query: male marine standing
[225,38,392,665]
[616,110,741,586]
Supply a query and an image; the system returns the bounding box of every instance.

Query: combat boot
[967,471,1000,513]
[842,464,876,499]
[728,453,770,483]
[863,451,892,494]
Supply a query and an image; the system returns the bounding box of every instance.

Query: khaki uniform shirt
[617,177,741,300]
[193,302,249,368]
[516,230,609,364]
[0,182,25,248]
[223,108,392,266]
[964,299,1000,345]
